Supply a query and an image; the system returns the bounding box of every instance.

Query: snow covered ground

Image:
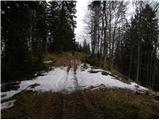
[1,99,16,110]
[1,63,148,110]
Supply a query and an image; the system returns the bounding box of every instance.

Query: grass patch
[2,88,158,119]
[85,88,158,119]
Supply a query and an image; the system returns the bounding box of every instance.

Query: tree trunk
[129,48,133,78]
[103,1,107,67]
[136,40,140,82]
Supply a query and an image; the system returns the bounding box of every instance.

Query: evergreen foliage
[1,1,77,82]
[115,4,159,90]
[87,1,159,91]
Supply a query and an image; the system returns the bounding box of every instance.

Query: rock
[29,83,40,88]
[135,84,140,88]
[101,71,109,76]
[83,63,89,69]
[89,70,101,73]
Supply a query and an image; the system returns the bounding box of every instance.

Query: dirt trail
[57,58,104,118]
[66,58,80,91]
[62,92,104,118]
[53,91,104,119]
[56,58,81,118]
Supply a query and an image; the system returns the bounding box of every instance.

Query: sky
[45,0,136,44]
[74,0,90,44]
[74,0,134,44]
[46,0,158,44]
[45,0,90,44]
[74,0,159,44]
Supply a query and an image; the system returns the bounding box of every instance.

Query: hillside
[2,1,159,119]
[1,52,158,119]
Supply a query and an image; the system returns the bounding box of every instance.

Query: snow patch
[1,64,148,109]
[1,99,16,110]
[76,67,148,91]
[43,60,53,64]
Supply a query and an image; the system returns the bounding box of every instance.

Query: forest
[1,0,159,119]
[2,1,89,82]
[85,1,159,91]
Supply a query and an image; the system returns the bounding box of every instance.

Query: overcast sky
[74,0,158,44]
[46,0,158,44]
[75,0,90,44]
[74,0,134,44]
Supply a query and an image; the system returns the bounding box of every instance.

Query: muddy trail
[54,92,104,119]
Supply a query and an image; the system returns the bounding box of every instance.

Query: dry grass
[85,88,158,119]
[2,88,158,119]
[44,52,88,67]
[111,68,132,83]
